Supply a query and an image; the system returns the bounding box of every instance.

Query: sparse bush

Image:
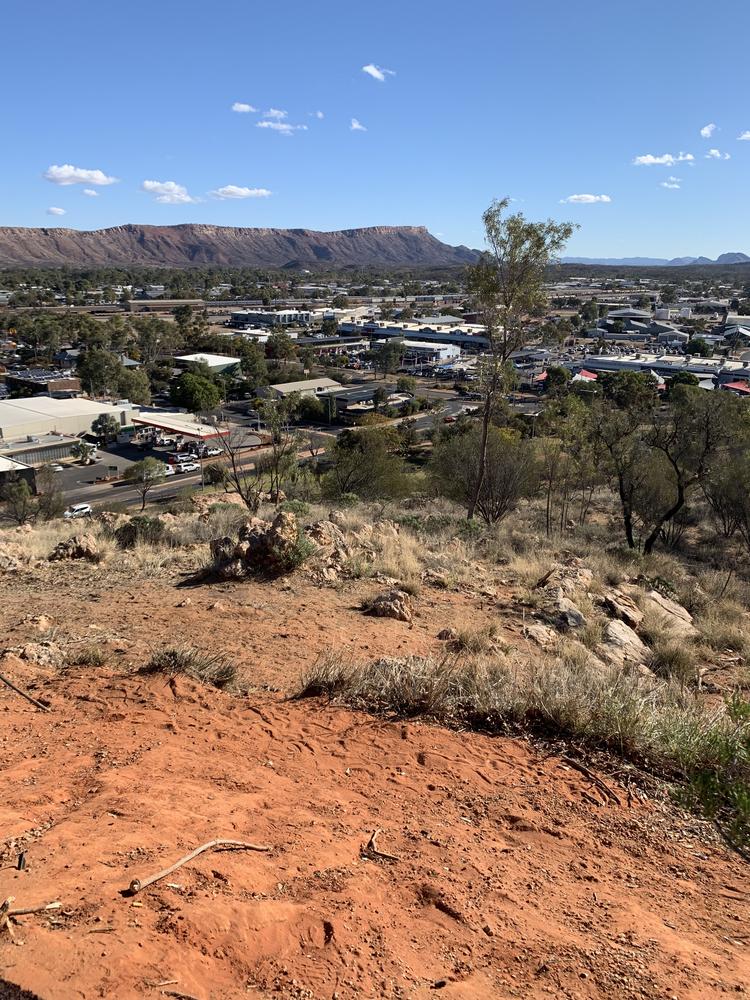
[141,644,236,689]
[279,499,310,517]
[695,609,750,655]
[68,645,107,667]
[115,516,169,550]
[451,624,502,654]
[649,639,697,684]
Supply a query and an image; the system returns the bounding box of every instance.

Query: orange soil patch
[0,666,747,1000]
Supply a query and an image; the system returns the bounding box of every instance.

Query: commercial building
[0,396,138,442]
[0,455,36,491]
[339,320,490,350]
[260,378,342,399]
[400,340,461,364]
[175,353,242,375]
[5,369,81,398]
[229,309,312,329]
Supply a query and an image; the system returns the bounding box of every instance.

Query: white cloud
[738,131,750,141]
[141,179,198,204]
[82,188,99,197]
[44,163,118,186]
[362,63,395,82]
[262,108,287,120]
[560,193,611,204]
[232,101,256,113]
[705,148,730,160]
[46,206,66,216]
[633,152,694,166]
[660,176,681,189]
[312,110,324,119]
[256,120,307,135]
[350,118,367,132]
[210,185,272,199]
[700,123,716,138]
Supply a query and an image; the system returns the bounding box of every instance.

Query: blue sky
[4,0,750,258]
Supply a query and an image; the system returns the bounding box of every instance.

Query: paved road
[54,396,470,512]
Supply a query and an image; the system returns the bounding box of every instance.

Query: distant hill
[0,224,480,270]
[563,252,750,267]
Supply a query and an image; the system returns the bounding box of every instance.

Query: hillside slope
[0,224,479,270]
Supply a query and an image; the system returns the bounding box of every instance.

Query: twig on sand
[162,991,201,1000]
[0,672,50,712]
[123,839,272,896]
[7,901,61,918]
[560,756,622,806]
[363,829,400,862]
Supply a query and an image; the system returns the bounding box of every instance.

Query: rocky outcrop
[363,589,414,624]
[602,590,644,630]
[639,590,698,639]
[49,533,101,563]
[597,620,650,669]
[210,512,310,578]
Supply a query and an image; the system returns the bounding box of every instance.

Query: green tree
[321,317,339,337]
[431,424,537,525]
[77,349,121,396]
[0,476,36,525]
[396,375,417,395]
[35,467,65,521]
[266,332,297,361]
[125,457,166,511]
[466,197,575,519]
[686,337,711,358]
[92,413,120,443]
[322,428,408,502]
[71,440,97,463]
[117,367,152,405]
[171,372,221,412]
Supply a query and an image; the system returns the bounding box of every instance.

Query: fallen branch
[0,671,50,712]
[124,839,272,896]
[363,829,400,862]
[560,756,621,806]
[8,901,60,918]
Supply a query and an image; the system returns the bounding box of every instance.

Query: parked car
[64,503,92,519]
[47,464,65,473]
[204,446,222,457]
[166,453,183,464]
[442,415,457,424]
[175,461,200,474]
[161,464,175,477]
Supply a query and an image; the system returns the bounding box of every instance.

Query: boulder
[49,533,101,563]
[554,595,587,630]
[363,589,414,624]
[437,627,459,641]
[525,621,558,648]
[597,619,649,669]
[641,590,698,639]
[602,589,644,630]
[0,545,25,572]
[18,642,65,669]
[305,520,351,556]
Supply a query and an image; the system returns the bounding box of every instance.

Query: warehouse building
[175,353,242,375]
[0,397,138,442]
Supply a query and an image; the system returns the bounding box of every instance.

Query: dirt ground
[0,561,748,999]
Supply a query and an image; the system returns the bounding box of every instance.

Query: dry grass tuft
[141,644,236,689]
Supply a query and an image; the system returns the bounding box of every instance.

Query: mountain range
[0,224,479,270]
[562,252,750,267]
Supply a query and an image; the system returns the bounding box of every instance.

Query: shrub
[649,639,697,684]
[279,499,310,517]
[115,516,169,549]
[141,644,236,689]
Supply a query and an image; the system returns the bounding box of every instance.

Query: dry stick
[8,901,61,918]
[364,829,400,862]
[532,568,556,590]
[0,672,50,712]
[560,756,622,806]
[125,839,272,896]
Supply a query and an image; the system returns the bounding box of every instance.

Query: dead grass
[141,644,236,689]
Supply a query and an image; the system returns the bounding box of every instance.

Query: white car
[204,446,222,457]
[175,461,200,474]
[48,464,65,473]
[64,503,93,519]
[161,464,176,477]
